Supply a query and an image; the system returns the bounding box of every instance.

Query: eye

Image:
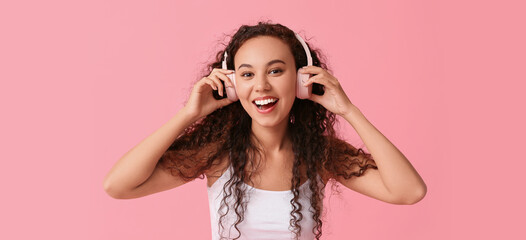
[240,69,282,78]
[269,69,283,74]
[241,72,253,78]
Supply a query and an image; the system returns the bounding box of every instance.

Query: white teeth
[255,98,277,106]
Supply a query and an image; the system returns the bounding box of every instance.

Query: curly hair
[158,20,378,240]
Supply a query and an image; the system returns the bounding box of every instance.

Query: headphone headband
[222,32,313,68]
[222,51,228,69]
[294,32,313,66]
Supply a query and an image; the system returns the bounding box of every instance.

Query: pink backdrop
[1,0,524,239]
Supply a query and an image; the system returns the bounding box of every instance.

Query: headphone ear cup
[225,73,238,101]
[296,71,312,99]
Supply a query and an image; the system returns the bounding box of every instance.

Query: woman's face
[233,36,297,128]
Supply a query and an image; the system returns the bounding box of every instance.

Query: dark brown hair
[158,20,378,240]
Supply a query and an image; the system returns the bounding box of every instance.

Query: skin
[212,36,427,204]
[104,35,427,205]
[229,36,304,189]
[234,36,296,155]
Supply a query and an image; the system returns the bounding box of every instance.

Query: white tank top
[207,163,325,240]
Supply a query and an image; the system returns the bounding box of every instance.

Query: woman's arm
[299,65,426,204]
[103,68,234,199]
[340,104,427,204]
[102,107,198,198]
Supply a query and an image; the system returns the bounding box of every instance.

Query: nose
[254,74,271,92]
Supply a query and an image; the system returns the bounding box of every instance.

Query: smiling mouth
[253,98,279,110]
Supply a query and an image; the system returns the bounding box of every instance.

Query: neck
[250,116,291,155]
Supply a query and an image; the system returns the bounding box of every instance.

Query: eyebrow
[237,59,286,70]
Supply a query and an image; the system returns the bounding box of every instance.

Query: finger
[302,75,331,88]
[208,76,222,92]
[298,65,323,74]
[213,68,235,75]
[204,78,218,91]
[304,66,334,76]
[215,70,235,87]
[196,77,211,92]
[208,75,224,96]
[211,68,235,85]
[218,68,235,74]
[214,73,232,91]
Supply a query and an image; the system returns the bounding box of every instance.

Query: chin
[252,119,283,128]
[249,112,290,129]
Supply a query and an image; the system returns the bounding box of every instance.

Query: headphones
[222,32,313,101]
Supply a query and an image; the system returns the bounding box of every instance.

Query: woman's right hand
[183,68,236,120]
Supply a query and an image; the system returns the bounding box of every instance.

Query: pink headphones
[222,32,313,101]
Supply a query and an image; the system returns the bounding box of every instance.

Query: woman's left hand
[299,66,355,116]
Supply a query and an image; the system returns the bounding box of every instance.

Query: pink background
[1,0,524,239]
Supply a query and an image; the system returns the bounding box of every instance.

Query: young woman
[103,21,427,240]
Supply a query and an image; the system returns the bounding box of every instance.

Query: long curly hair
[158,20,378,240]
